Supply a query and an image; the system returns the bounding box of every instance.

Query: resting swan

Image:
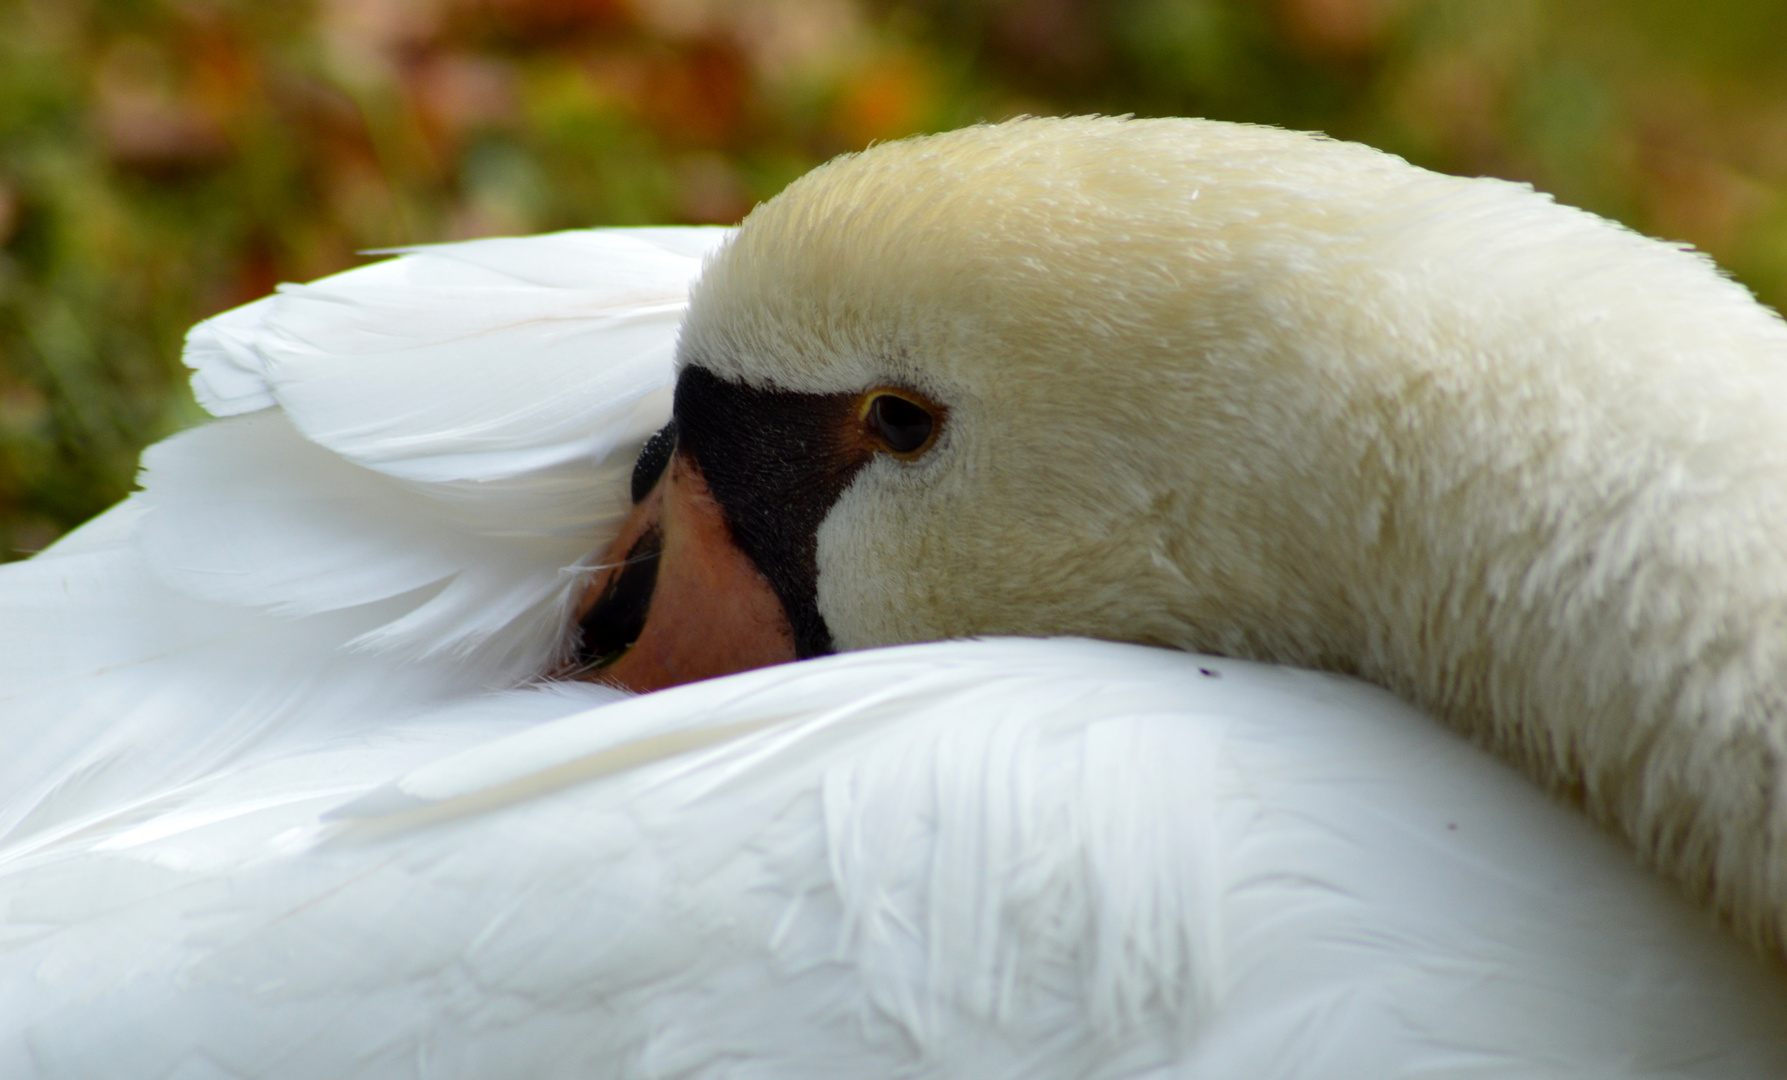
[0,116,1783,1074]
[578,116,1787,958]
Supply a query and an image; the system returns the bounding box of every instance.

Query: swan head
[583,117,1447,681]
[572,116,1787,954]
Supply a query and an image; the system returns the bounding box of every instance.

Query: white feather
[134,411,597,674]
[0,640,1783,1078]
[153,228,729,677]
[0,228,722,847]
[185,228,728,484]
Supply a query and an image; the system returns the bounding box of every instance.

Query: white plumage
[1,125,1786,1076]
[6,635,1787,1076]
[0,227,722,845]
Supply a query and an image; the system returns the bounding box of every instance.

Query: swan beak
[570,454,798,692]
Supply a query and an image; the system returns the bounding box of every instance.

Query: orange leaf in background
[987,0,1107,80]
[1277,0,1398,58]
[455,0,632,44]
[833,50,931,146]
[93,38,232,175]
[639,39,750,147]
[181,9,258,125]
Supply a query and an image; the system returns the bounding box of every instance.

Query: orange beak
[568,453,798,693]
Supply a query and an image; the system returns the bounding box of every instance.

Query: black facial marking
[631,419,678,504]
[575,526,662,668]
[672,365,870,660]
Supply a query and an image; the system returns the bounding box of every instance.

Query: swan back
[4,640,1786,1077]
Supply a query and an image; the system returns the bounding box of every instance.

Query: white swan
[0,117,1784,1075]
[588,116,1787,956]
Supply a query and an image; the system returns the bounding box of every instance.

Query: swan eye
[865,393,936,456]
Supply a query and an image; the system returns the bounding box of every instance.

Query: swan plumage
[4,640,1787,1076]
[0,227,723,844]
[1,117,1786,1074]
[668,116,1787,952]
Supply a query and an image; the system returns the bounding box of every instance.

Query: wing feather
[1,229,721,844]
[153,228,725,673]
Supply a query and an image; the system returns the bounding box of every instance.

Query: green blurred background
[1,0,1784,557]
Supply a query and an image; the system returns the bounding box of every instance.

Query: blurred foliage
[0,0,1783,556]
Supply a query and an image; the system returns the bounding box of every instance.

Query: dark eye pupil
[630,419,677,503]
[868,395,934,454]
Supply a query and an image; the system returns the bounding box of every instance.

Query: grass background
[1,0,1783,557]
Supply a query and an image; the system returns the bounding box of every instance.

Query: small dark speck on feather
[1199,668,1219,677]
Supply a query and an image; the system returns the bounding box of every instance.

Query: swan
[0,116,1783,1074]
[580,116,1787,958]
